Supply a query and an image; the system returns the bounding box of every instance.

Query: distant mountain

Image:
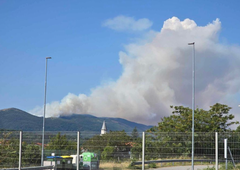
[0,108,152,132]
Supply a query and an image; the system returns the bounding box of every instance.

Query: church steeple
[100,121,107,136]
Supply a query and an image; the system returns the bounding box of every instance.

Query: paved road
[154,165,215,170]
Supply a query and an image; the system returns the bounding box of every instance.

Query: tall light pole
[188,42,195,170]
[41,57,52,166]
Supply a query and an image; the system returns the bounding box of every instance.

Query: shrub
[148,163,157,168]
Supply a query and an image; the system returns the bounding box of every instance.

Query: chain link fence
[0,131,20,168]
[1,131,240,169]
[143,132,216,160]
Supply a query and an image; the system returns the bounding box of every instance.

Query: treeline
[0,129,140,168]
[0,132,41,168]
[1,103,240,168]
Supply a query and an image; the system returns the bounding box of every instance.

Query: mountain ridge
[0,108,152,132]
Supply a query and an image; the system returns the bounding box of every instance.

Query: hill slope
[0,108,152,132]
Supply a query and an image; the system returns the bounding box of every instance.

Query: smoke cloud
[30,17,240,125]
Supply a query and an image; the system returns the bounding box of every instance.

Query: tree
[0,131,42,168]
[46,132,77,150]
[131,127,139,140]
[140,103,239,159]
[82,130,132,160]
[149,103,238,133]
[22,143,41,166]
[101,146,115,160]
[45,132,77,157]
[236,126,240,132]
[0,132,20,168]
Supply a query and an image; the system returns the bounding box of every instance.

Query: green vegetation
[127,162,141,169]
[0,108,151,132]
[0,132,78,168]
[81,103,240,162]
[131,127,139,140]
[149,103,238,133]
[130,103,239,160]
[22,143,41,166]
[148,162,156,168]
[44,132,77,157]
[1,103,240,169]
[82,130,136,161]
[46,132,77,150]
[0,132,41,168]
[0,132,19,168]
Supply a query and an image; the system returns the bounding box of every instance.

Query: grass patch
[99,161,131,169]
[99,157,218,169]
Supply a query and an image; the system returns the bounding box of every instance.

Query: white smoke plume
[30,17,240,125]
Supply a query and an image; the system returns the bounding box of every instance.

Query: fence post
[228,146,235,167]
[142,132,145,170]
[77,131,80,170]
[19,131,22,170]
[224,139,227,170]
[215,132,218,170]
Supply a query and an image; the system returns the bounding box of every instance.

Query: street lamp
[188,42,195,170]
[41,57,52,166]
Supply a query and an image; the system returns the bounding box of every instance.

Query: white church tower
[100,121,107,136]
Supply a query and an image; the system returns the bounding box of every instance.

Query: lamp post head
[46,57,52,59]
[188,42,195,45]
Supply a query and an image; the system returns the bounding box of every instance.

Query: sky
[1,0,240,126]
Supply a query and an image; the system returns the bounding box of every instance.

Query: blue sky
[1,0,240,125]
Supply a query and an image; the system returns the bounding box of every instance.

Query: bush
[148,163,156,168]
[127,163,141,169]
[101,146,114,160]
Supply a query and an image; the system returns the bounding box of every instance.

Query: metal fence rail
[132,159,233,165]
